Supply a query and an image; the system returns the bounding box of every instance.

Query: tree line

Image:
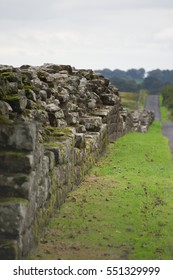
[95,68,173,95]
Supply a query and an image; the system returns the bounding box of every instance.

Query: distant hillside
[95,68,173,94]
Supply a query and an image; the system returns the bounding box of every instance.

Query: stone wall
[0,64,154,259]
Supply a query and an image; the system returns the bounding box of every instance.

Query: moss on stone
[33,210,42,244]
[0,240,19,260]
[32,172,57,246]
[0,71,13,78]
[46,126,73,136]
[85,138,93,152]
[44,126,74,144]
[0,115,13,124]
[33,103,41,110]
[0,197,28,206]
[3,94,20,101]
[44,141,64,148]
[44,187,57,220]
[23,85,33,90]
[0,151,26,156]
[13,174,28,185]
[0,86,9,100]
[23,109,31,117]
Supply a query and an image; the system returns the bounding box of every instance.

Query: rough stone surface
[131,109,155,133]
[0,63,154,259]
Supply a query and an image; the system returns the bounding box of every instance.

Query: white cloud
[155,28,173,41]
[0,0,173,70]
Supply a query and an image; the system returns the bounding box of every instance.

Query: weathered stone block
[56,91,70,103]
[75,133,86,149]
[66,112,79,125]
[55,109,64,119]
[80,116,102,132]
[0,152,34,173]
[0,173,31,199]
[0,101,12,117]
[3,91,27,113]
[56,119,67,127]
[74,148,85,165]
[0,239,20,260]
[0,199,28,237]
[88,99,96,109]
[44,151,55,171]
[46,103,61,112]
[100,94,118,105]
[0,123,37,151]
[46,144,70,165]
[25,89,36,102]
[39,90,47,101]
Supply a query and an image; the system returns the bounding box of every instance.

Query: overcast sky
[0,0,173,70]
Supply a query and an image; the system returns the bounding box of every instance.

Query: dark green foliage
[127,68,145,80]
[96,68,173,95]
[142,76,163,95]
[96,68,145,92]
[161,85,173,115]
[148,69,173,84]
[96,68,145,81]
[110,76,140,92]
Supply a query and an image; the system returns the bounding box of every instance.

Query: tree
[110,76,140,92]
[126,68,145,81]
[161,84,173,112]
[142,76,163,95]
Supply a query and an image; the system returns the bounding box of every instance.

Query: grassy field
[119,91,138,110]
[119,90,148,110]
[29,121,173,260]
[160,95,173,122]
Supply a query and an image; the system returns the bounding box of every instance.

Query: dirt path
[145,95,173,157]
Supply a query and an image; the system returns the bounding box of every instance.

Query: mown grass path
[29,122,173,260]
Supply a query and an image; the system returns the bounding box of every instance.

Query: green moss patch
[0,115,13,124]
[44,126,74,144]
[3,94,20,102]
[0,151,26,156]
[23,85,33,90]
[0,197,28,205]
[0,72,13,78]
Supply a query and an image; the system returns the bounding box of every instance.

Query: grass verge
[160,95,173,122]
[29,121,173,260]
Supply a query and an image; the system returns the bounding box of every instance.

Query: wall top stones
[0,63,120,131]
[0,63,154,135]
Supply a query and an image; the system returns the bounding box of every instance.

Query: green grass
[119,90,148,110]
[119,91,138,110]
[138,89,148,109]
[160,95,173,122]
[29,122,173,260]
